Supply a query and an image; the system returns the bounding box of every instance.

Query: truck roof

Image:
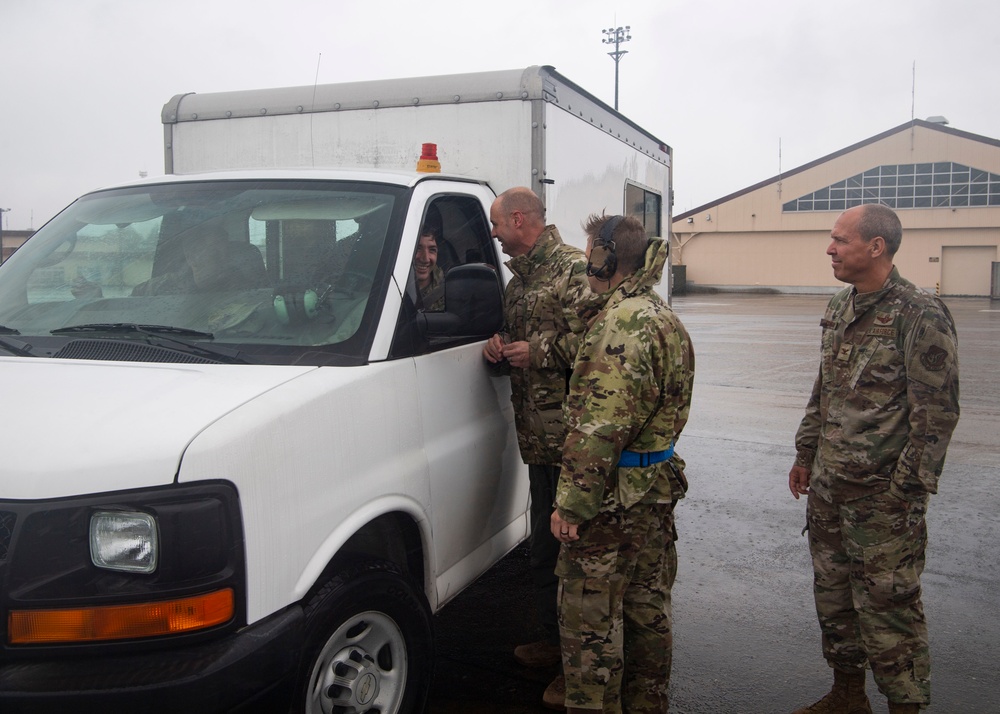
[162,65,670,151]
[81,168,488,195]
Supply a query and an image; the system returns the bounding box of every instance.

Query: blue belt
[618,444,674,468]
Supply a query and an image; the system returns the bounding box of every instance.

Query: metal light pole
[602,25,631,111]
[0,208,9,263]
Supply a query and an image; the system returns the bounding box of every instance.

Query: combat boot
[791,668,873,714]
[514,639,562,668]
[887,704,920,713]
[541,674,566,711]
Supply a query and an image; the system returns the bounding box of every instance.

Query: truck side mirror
[417,263,504,340]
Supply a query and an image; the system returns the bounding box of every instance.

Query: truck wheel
[297,560,433,714]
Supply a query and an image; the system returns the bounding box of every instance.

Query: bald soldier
[483,187,592,710]
[789,204,960,714]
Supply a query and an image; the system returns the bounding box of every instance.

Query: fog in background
[2,0,997,230]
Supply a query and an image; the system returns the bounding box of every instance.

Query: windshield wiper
[0,335,35,357]
[0,325,20,335]
[52,323,214,339]
[51,323,254,364]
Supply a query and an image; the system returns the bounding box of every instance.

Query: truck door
[386,184,529,604]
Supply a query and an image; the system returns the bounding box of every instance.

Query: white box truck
[0,65,671,713]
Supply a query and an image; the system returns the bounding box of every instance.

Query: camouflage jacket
[419,265,445,312]
[794,267,960,503]
[555,238,695,524]
[498,225,592,465]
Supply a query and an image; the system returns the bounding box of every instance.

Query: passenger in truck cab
[132,221,267,296]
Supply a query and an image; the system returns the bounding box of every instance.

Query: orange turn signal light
[8,588,234,645]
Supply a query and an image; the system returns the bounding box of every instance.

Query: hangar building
[671,118,1000,297]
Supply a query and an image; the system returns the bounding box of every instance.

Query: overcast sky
[1,0,997,230]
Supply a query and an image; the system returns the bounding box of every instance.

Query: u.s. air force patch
[920,345,949,372]
[868,327,897,339]
[911,328,954,388]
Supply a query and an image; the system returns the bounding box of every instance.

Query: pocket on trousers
[556,544,618,636]
[860,518,926,608]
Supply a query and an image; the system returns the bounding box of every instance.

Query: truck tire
[296,560,433,714]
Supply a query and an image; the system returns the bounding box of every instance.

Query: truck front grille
[0,510,15,561]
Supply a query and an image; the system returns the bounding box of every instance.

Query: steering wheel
[338,271,373,294]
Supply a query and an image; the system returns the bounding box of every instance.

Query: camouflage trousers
[556,501,676,713]
[807,489,930,705]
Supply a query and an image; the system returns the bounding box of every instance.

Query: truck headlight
[90,511,159,574]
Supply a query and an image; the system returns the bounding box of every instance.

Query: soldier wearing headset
[550,214,694,714]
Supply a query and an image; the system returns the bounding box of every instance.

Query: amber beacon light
[416,142,441,173]
[8,588,235,645]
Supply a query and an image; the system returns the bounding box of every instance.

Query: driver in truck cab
[132,220,267,296]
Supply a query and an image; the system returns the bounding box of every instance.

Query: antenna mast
[777,138,783,197]
[310,53,322,167]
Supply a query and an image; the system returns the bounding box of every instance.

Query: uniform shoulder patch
[919,345,948,372]
[910,327,955,388]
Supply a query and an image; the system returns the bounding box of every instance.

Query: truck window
[625,181,663,238]
[24,218,162,303]
[0,180,407,365]
[390,194,499,358]
[425,194,500,275]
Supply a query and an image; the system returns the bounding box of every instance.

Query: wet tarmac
[428,294,1000,713]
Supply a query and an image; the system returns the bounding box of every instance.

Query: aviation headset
[586,215,624,281]
[273,283,330,325]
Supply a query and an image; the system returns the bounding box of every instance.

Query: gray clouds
[1,0,997,228]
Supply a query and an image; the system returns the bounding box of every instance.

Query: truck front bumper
[0,606,303,713]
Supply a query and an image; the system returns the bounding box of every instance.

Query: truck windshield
[0,180,406,365]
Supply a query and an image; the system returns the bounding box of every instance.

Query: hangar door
[941,246,997,296]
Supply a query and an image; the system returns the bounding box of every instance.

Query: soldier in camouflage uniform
[414,224,445,311]
[789,204,960,714]
[483,187,592,709]
[550,214,694,713]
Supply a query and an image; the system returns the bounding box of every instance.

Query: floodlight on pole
[602,25,631,111]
